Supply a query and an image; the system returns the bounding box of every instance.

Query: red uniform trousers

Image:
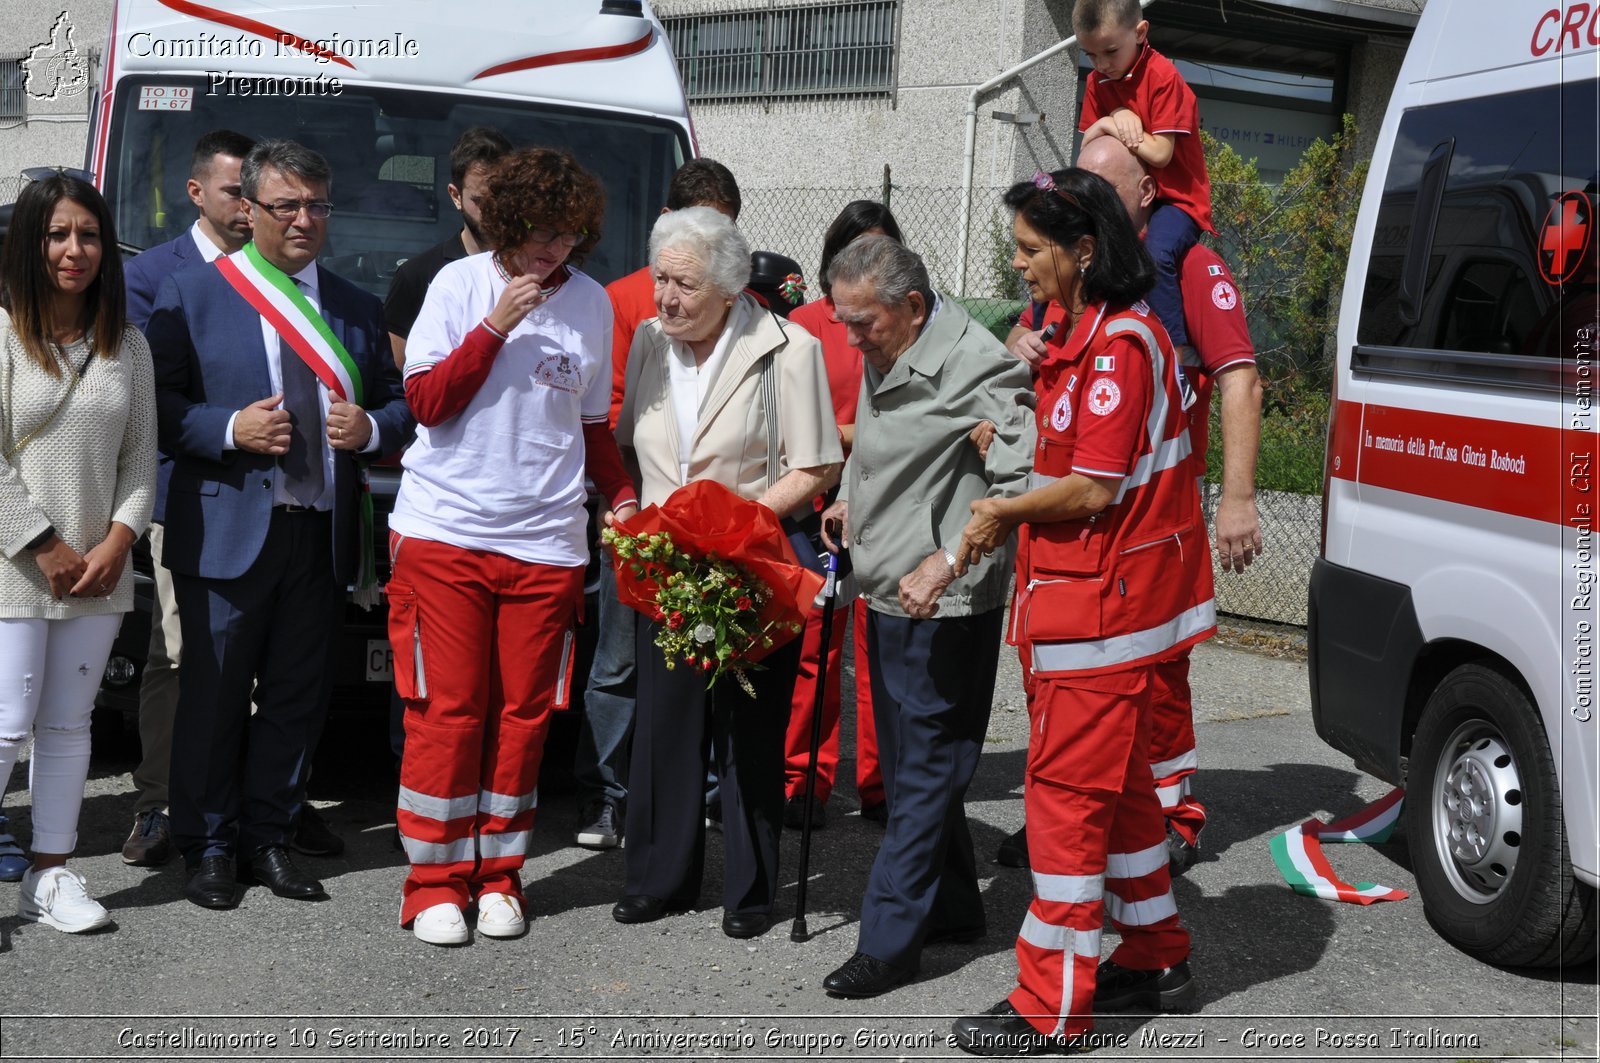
[1149,650,1206,844]
[783,598,883,808]
[1009,649,1190,1039]
[388,534,582,926]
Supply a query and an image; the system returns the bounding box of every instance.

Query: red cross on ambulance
[1539,189,1593,285]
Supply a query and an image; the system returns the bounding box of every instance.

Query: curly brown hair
[478,147,605,266]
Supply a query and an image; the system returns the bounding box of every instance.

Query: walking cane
[791,548,840,943]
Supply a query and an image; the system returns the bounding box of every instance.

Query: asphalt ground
[1,631,1596,1062]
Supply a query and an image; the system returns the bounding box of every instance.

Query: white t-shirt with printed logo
[388,252,613,566]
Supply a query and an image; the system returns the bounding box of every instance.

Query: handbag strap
[3,342,94,462]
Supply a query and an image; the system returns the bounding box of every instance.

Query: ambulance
[83,0,692,705]
[86,0,693,291]
[1310,2,1598,965]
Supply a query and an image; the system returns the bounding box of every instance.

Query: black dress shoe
[951,1001,1083,1056]
[1166,823,1199,875]
[721,910,772,939]
[925,923,987,946]
[1093,958,1195,1012]
[783,795,825,830]
[612,894,691,924]
[290,805,345,857]
[241,845,327,900]
[184,855,240,910]
[822,951,916,998]
[995,826,1029,868]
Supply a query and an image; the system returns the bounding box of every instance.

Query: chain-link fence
[740,182,1325,627]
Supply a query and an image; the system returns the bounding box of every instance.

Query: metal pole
[790,550,839,943]
[955,0,1156,296]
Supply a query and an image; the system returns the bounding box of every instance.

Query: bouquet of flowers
[603,480,823,695]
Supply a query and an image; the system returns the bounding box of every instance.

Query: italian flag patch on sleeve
[1094,355,1114,371]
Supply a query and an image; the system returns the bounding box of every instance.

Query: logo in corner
[23,13,90,102]
[1050,393,1073,431]
[1087,379,1121,416]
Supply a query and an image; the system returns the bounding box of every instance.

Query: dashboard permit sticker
[138,85,193,111]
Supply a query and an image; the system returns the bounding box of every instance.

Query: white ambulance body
[1310,2,1598,965]
[87,0,693,289]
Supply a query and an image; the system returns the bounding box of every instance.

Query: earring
[1079,261,1090,275]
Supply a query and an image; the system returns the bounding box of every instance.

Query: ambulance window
[1435,260,1543,355]
[1357,80,1599,365]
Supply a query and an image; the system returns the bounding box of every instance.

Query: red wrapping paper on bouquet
[610,480,823,663]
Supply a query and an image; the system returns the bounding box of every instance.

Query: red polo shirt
[1080,43,1214,233]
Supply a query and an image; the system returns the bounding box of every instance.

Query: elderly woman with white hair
[613,206,843,939]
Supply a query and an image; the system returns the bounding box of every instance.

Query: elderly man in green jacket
[817,235,1035,998]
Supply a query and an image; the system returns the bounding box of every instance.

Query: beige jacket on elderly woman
[839,294,1035,618]
[617,291,842,510]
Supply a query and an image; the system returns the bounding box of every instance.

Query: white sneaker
[475,892,525,938]
[412,902,469,946]
[18,866,111,933]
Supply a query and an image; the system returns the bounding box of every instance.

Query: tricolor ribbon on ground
[1270,787,1409,904]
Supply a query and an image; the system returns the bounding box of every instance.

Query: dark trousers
[575,561,637,804]
[623,618,800,914]
[169,509,341,864]
[1146,203,1202,349]
[857,607,1004,969]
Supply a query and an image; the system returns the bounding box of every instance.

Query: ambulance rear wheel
[1406,663,1597,967]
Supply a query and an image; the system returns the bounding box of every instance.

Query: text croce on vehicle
[1309,1,1599,966]
[89,0,691,719]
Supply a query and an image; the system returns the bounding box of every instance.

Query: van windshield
[103,76,687,292]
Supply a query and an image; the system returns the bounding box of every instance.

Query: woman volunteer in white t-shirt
[385,147,637,947]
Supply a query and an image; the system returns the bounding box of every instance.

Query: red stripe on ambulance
[1329,403,1578,525]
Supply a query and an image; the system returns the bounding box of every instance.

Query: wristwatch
[944,548,958,569]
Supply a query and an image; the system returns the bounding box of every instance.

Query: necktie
[279,281,324,506]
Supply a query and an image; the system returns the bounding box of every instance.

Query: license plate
[366,639,393,682]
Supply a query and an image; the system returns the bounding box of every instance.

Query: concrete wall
[1347,35,1409,161]
[1,1,111,194]
[665,0,1081,191]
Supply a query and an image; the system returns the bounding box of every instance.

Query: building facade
[2,0,1421,294]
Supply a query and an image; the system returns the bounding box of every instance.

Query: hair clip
[1031,170,1081,209]
[780,273,807,305]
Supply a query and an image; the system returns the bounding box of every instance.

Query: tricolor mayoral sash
[215,242,380,606]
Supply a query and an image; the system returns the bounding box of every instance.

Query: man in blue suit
[147,140,413,909]
[119,128,255,872]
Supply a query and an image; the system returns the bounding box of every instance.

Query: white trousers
[0,614,121,855]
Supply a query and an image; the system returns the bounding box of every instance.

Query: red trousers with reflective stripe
[1009,655,1190,1039]
[1150,650,1207,843]
[783,599,883,807]
[388,534,582,926]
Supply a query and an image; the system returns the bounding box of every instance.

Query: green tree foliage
[1203,115,1368,492]
[1203,114,1368,398]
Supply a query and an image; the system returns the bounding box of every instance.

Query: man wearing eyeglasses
[147,139,414,911]
[119,129,255,875]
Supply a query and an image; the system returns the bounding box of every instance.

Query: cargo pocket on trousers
[386,580,430,705]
